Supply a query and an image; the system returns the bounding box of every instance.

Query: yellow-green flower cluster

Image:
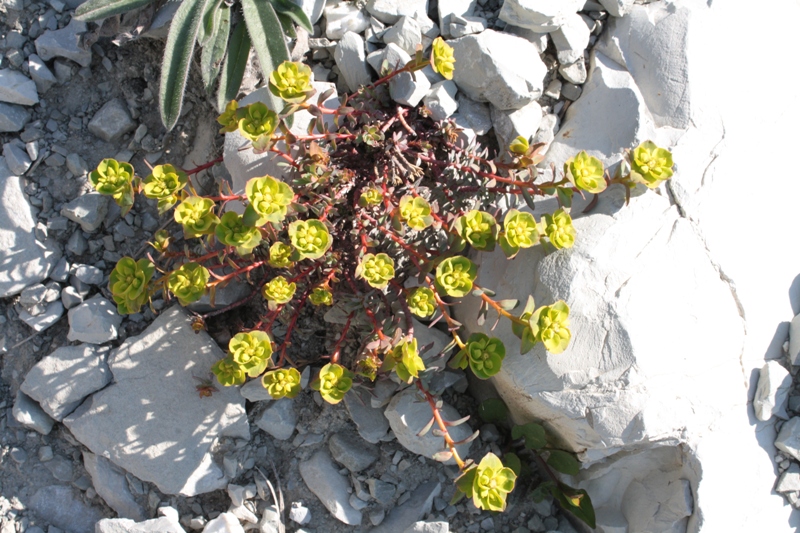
[435,256,477,297]
[309,286,333,306]
[455,210,497,251]
[529,300,571,354]
[399,195,433,230]
[268,241,295,268]
[229,331,272,377]
[509,136,529,155]
[174,197,219,238]
[215,212,262,256]
[463,333,505,379]
[311,363,353,404]
[384,337,425,383]
[217,100,243,133]
[630,141,674,188]
[89,158,135,214]
[472,453,516,511]
[565,151,606,194]
[109,257,154,314]
[500,209,539,257]
[142,164,187,213]
[431,37,455,80]
[359,186,383,207]
[269,61,314,104]
[407,287,436,318]
[356,253,395,289]
[543,208,575,250]
[288,219,331,259]
[238,102,278,142]
[262,276,296,305]
[262,367,302,399]
[168,262,209,306]
[245,175,294,226]
[211,357,246,386]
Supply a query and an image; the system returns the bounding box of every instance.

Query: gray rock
[776,417,800,462]
[449,14,487,38]
[21,344,111,420]
[551,13,591,65]
[27,54,57,93]
[66,230,88,255]
[384,387,472,463]
[20,283,48,308]
[12,390,54,435]
[74,264,104,285]
[371,481,441,533]
[559,60,587,85]
[344,388,390,443]
[299,449,362,525]
[438,0,477,38]
[368,478,396,504]
[203,512,244,533]
[491,100,542,151]
[84,452,148,521]
[255,399,296,440]
[598,0,634,18]
[424,80,458,121]
[67,295,122,344]
[3,142,31,174]
[777,464,800,493]
[405,520,450,533]
[18,300,63,332]
[560,81,582,100]
[498,0,584,33]
[390,70,431,107]
[95,516,186,533]
[455,94,491,135]
[450,30,546,110]
[366,0,427,24]
[0,102,30,132]
[367,43,412,74]
[503,24,550,54]
[325,2,370,40]
[61,192,110,232]
[66,152,87,176]
[329,432,380,472]
[188,279,251,313]
[754,361,792,421]
[50,257,70,282]
[29,485,104,533]
[34,19,92,67]
[43,454,73,482]
[289,503,312,525]
[334,32,372,92]
[63,306,249,496]
[790,313,800,366]
[533,112,558,149]
[61,285,83,309]
[0,68,38,106]
[88,99,136,142]
[384,16,422,55]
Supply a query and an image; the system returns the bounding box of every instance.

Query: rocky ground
[0,0,615,531]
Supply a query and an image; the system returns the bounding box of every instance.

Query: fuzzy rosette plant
[87,46,673,522]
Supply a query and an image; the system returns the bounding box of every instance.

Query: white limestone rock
[255,399,296,440]
[34,19,91,67]
[790,313,800,366]
[384,387,472,463]
[0,158,61,298]
[20,344,111,421]
[438,0,477,38]
[754,361,791,421]
[389,70,431,107]
[0,68,38,106]
[27,54,56,94]
[598,0,635,18]
[294,0,325,25]
[334,32,372,92]
[367,43,412,74]
[83,452,148,521]
[325,1,370,40]
[449,14,486,38]
[491,100,542,152]
[12,390,54,435]
[223,82,339,195]
[777,464,800,493]
[0,102,30,132]
[202,513,245,533]
[88,99,136,142]
[299,449,362,525]
[63,306,250,496]
[67,295,122,344]
[455,94,492,135]
[551,13,591,65]
[383,16,422,56]
[344,388,390,444]
[776,418,800,462]
[449,30,547,110]
[503,24,549,54]
[498,0,584,33]
[423,80,458,122]
[366,0,427,25]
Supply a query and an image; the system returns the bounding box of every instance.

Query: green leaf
[498,234,520,259]
[270,0,313,33]
[511,422,546,450]
[241,0,290,114]
[550,483,596,529]
[503,452,522,477]
[478,398,509,424]
[275,12,297,39]
[546,450,580,476]
[74,0,153,22]
[160,0,213,131]
[520,186,536,211]
[198,0,224,46]
[531,480,555,503]
[557,187,573,208]
[200,3,231,92]
[217,21,251,112]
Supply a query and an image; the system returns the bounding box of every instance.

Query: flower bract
[529,300,571,354]
[269,61,314,104]
[431,36,455,80]
[211,357,246,386]
[109,257,154,314]
[359,186,383,207]
[543,208,575,250]
[268,241,295,268]
[455,210,497,251]
[217,100,243,133]
[288,219,332,260]
[630,141,674,188]
[435,256,477,298]
[356,253,395,289]
[565,151,606,194]
[309,287,333,306]
[399,195,433,231]
[472,453,516,512]
[89,158,135,213]
[215,211,262,256]
[407,287,436,318]
[464,333,506,379]
[174,196,219,238]
[384,337,425,383]
[245,175,294,226]
[168,262,209,306]
[509,136,529,155]
[238,102,278,142]
[262,368,302,399]
[311,363,353,404]
[229,331,272,378]
[143,164,188,213]
[501,209,539,257]
[262,276,296,305]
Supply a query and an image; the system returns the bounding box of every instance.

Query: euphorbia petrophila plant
[89,39,675,521]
